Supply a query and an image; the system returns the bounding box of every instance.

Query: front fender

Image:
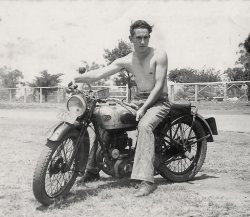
[48,122,77,142]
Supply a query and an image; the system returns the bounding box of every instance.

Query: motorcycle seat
[170,102,191,119]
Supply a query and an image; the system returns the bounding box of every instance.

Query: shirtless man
[74,20,170,196]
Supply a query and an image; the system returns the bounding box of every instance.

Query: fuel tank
[93,102,137,130]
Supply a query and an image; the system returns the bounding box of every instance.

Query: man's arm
[136,51,168,121]
[74,58,124,83]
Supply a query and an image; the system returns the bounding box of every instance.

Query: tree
[168,68,221,83]
[243,33,250,54]
[168,68,196,83]
[29,70,63,102]
[103,40,135,86]
[104,40,132,63]
[0,66,24,88]
[223,67,246,81]
[81,61,107,86]
[236,42,250,71]
[223,34,250,100]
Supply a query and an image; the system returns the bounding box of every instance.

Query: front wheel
[157,118,207,182]
[33,131,80,206]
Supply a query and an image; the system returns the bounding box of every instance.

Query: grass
[0,104,250,217]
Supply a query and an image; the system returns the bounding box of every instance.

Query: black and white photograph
[0,0,250,216]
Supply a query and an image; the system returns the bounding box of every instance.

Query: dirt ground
[0,102,250,217]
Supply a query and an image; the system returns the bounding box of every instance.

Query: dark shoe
[134,181,157,197]
[80,171,100,183]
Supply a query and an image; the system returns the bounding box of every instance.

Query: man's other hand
[136,107,146,121]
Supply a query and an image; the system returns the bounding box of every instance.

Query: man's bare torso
[122,47,168,93]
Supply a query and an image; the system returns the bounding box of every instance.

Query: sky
[0,0,250,84]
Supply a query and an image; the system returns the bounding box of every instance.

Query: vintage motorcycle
[32,74,218,206]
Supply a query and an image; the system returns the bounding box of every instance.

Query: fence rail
[169,80,250,102]
[0,81,249,103]
[0,85,128,103]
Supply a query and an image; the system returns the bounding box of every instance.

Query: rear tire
[158,118,207,182]
[33,131,80,206]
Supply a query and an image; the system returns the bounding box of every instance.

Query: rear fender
[195,114,215,142]
[168,114,215,142]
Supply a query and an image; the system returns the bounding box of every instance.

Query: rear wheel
[33,131,80,206]
[158,118,207,182]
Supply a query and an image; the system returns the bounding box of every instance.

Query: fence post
[9,89,12,102]
[57,87,60,103]
[195,84,198,102]
[126,84,129,102]
[170,84,174,101]
[224,82,227,101]
[40,88,42,103]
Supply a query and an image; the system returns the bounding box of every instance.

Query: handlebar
[66,81,138,110]
[67,81,92,94]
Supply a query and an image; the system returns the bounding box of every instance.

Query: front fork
[48,121,90,175]
[91,121,114,172]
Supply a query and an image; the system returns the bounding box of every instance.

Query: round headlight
[67,95,87,117]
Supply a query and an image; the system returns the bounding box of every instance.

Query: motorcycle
[32,70,218,206]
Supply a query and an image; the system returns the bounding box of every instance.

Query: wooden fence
[0,85,128,103]
[169,81,250,102]
[0,81,249,103]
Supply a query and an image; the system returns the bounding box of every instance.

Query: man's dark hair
[130,20,153,36]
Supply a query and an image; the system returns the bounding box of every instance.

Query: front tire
[33,131,80,206]
[158,118,207,182]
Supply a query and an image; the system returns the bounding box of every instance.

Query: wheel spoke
[44,136,77,197]
[162,122,200,174]
[172,124,180,139]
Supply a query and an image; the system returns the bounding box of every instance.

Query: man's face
[130,28,150,52]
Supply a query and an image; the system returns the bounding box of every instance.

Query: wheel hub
[49,158,69,175]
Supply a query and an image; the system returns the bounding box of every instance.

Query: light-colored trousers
[131,94,170,183]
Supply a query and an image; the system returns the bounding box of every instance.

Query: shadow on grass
[64,177,166,206]
[188,173,219,183]
[35,176,173,210]
[154,173,218,186]
[35,173,218,210]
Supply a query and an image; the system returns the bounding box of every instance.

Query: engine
[96,129,135,178]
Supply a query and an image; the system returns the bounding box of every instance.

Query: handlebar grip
[68,81,73,87]
[79,67,86,74]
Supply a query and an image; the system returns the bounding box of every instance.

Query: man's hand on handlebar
[79,67,86,74]
[68,80,78,89]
